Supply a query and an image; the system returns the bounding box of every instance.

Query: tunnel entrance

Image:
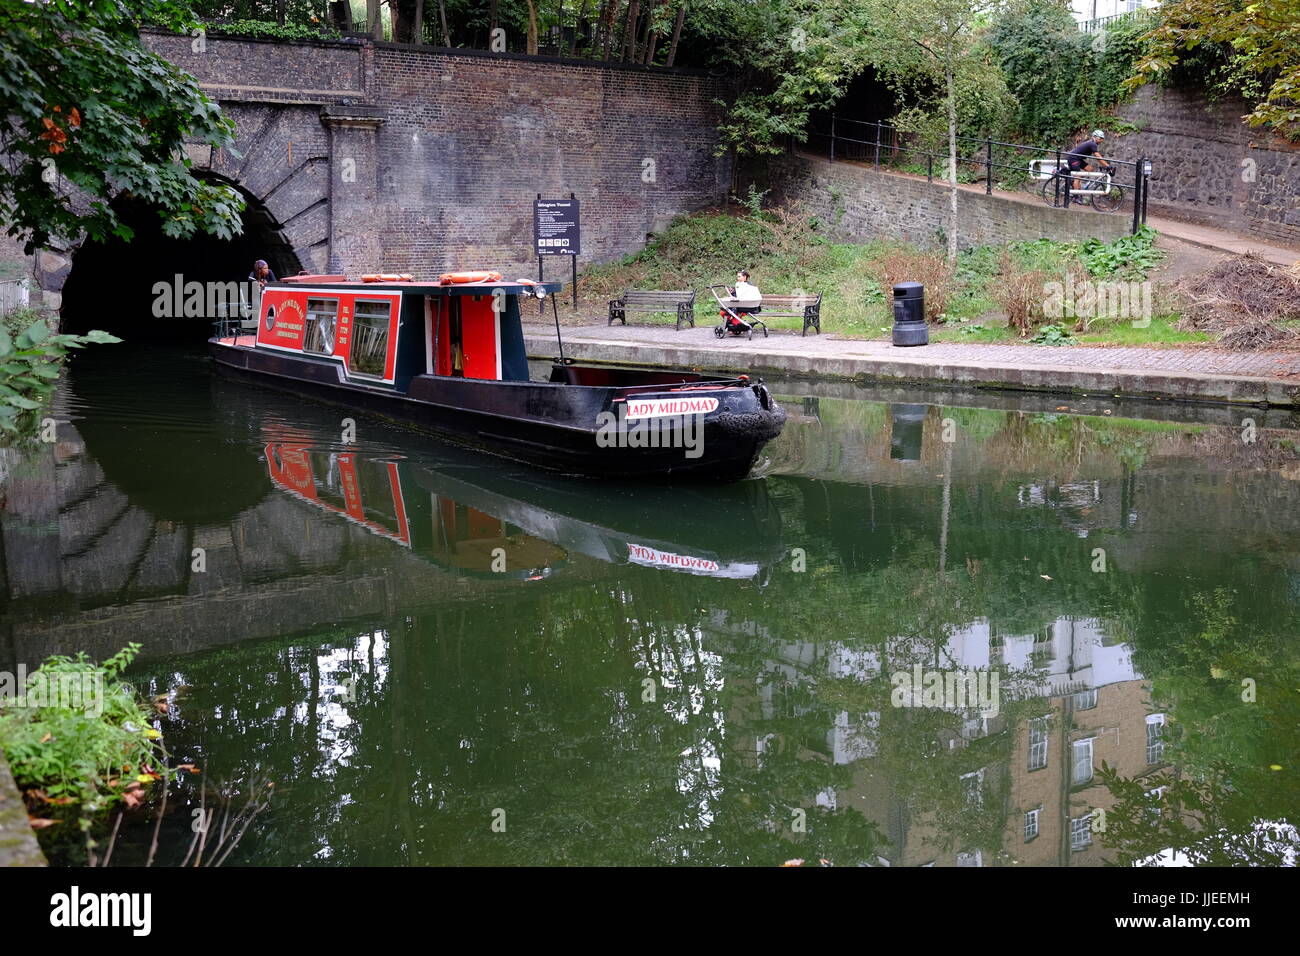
[61,176,300,342]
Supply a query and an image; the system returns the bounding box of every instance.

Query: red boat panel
[265,442,411,544]
[256,287,403,384]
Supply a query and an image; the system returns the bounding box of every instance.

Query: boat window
[304,298,337,355]
[351,300,393,377]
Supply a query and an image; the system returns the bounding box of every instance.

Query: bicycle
[1039,162,1124,212]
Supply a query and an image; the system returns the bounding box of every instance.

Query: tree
[526,0,539,52]
[990,0,1149,147]
[665,2,685,67]
[865,0,1011,264]
[707,0,879,157]
[622,0,638,60]
[1126,0,1300,138]
[0,0,243,254]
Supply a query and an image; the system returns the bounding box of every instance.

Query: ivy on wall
[988,1,1152,148]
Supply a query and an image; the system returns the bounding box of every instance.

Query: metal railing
[1080,11,1142,34]
[804,117,1153,234]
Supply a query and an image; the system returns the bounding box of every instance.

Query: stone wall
[754,153,1132,250]
[139,31,731,279]
[0,747,45,866]
[1109,85,1300,245]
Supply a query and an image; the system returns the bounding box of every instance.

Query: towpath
[523,320,1300,407]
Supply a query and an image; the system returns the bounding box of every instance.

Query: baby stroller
[708,285,769,340]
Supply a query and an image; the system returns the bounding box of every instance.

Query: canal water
[1,344,1296,866]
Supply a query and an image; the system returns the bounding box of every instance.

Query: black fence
[1080,12,1138,34]
[804,117,1153,235]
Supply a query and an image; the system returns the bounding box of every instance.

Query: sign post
[534,195,581,311]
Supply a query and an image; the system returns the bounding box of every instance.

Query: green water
[1,345,1296,866]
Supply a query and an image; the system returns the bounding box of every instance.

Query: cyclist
[1062,130,1110,203]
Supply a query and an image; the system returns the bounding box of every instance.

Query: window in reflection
[1072,738,1095,785]
[1071,813,1093,850]
[1028,717,1049,771]
[1146,714,1166,764]
[1024,807,1041,842]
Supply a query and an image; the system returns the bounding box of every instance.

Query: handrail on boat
[609,377,755,396]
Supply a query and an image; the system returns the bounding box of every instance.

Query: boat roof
[271,275,564,296]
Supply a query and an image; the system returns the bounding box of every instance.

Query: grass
[1075,316,1212,346]
[576,208,1195,347]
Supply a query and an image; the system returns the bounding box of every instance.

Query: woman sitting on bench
[728,270,762,315]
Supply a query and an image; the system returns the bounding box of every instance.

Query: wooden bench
[609,289,696,330]
[752,293,823,336]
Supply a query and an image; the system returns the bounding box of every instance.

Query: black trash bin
[892,282,928,347]
[889,404,927,461]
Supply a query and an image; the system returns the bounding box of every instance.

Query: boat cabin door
[428,294,500,380]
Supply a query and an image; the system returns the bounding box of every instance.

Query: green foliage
[0,644,163,811]
[0,0,245,254]
[707,0,880,156]
[0,309,121,439]
[1127,0,1300,138]
[1080,225,1163,279]
[733,183,770,218]
[190,0,332,23]
[887,50,1019,152]
[989,1,1154,146]
[204,17,340,40]
[1028,322,1074,345]
[1097,587,1300,866]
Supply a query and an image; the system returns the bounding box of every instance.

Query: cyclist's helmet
[1092,129,1106,140]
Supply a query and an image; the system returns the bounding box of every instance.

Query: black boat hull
[208,341,785,481]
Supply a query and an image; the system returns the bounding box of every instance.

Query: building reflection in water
[734,615,1167,866]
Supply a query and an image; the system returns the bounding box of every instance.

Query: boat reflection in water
[261,437,783,583]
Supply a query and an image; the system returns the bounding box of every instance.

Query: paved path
[525,322,1300,407]
[1144,214,1298,267]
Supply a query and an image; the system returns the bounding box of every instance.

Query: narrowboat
[209,272,785,481]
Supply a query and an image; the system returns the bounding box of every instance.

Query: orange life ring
[360,273,413,283]
[437,271,503,285]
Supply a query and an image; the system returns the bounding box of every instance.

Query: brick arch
[190,102,332,275]
[40,111,328,307]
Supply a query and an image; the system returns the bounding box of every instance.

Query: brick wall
[755,152,1132,250]
[136,31,732,280]
[145,29,366,103]
[1110,85,1300,245]
[366,46,731,276]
